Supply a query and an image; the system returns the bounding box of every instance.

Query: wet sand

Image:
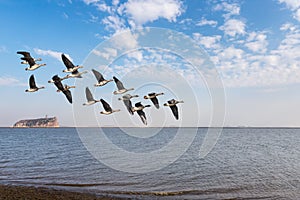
[0,185,125,200]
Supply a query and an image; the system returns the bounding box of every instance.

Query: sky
[0,0,300,127]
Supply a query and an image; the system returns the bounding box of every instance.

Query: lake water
[0,128,299,199]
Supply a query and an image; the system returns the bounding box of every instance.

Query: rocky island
[13,116,59,128]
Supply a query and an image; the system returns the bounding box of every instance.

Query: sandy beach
[0,185,125,200]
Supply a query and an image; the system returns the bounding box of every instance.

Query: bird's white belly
[101,111,112,115]
[27,64,39,70]
[114,89,127,94]
[27,88,37,92]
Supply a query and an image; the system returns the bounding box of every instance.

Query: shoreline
[0,184,125,200]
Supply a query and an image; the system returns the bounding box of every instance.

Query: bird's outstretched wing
[170,105,179,120]
[135,102,143,107]
[17,51,31,58]
[113,76,125,90]
[29,75,36,89]
[137,110,147,125]
[100,99,112,112]
[52,75,64,91]
[18,51,35,66]
[92,69,105,82]
[62,54,75,69]
[85,87,94,102]
[62,90,72,104]
[123,99,133,115]
[150,96,159,109]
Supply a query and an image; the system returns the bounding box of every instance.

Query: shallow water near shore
[0,127,299,199]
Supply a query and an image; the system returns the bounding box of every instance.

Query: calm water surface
[0,128,299,199]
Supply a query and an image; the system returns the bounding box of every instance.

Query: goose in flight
[100,99,120,115]
[56,85,75,93]
[62,69,88,79]
[61,54,83,73]
[48,75,66,83]
[144,92,164,109]
[132,102,150,125]
[83,87,100,106]
[113,76,134,95]
[51,75,72,104]
[25,75,45,92]
[164,99,184,120]
[118,94,139,115]
[92,69,113,87]
[17,51,42,64]
[17,51,46,71]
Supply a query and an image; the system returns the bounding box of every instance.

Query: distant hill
[13,117,59,128]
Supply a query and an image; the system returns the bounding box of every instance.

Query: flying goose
[163,99,184,120]
[61,54,83,73]
[92,69,113,87]
[62,69,88,79]
[144,92,164,109]
[113,76,134,95]
[100,99,120,115]
[17,51,42,64]
[118,94,139,115]
[132,102,150,125]
[51,75,72,104]
[25,75,45,92]
[56,85,75,93]
[48,75,66,83]
[17,51,46,71]
[83,87,100,106]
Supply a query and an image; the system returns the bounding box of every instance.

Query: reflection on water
[0,128,299,199]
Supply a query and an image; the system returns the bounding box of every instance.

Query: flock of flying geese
[17,51,184,125]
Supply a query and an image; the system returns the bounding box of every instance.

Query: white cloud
[219,19,246,37]
[219,46,244,60]
[127,50,143,62]
[196,18,218,27]
[102,15,126,32]
[112,0,119,6]
[111,29,139,50]
[123,0,183,26]
[34,48,72,62]
[245,32,268,53]
[92,48,117,60]
[280,22,296,31]
[179,18,193,25]
[214,2,240,20]
[84,0,183,33]
[82,0,100,5]
[278,0,300,10]
[208,26,300,88]
[0,76,26,87]
[278,0,300,22]
[96,3,112,13]
[294,8,300,21]
[193,33,222,49]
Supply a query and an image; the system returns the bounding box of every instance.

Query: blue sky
[1,0,300,127]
